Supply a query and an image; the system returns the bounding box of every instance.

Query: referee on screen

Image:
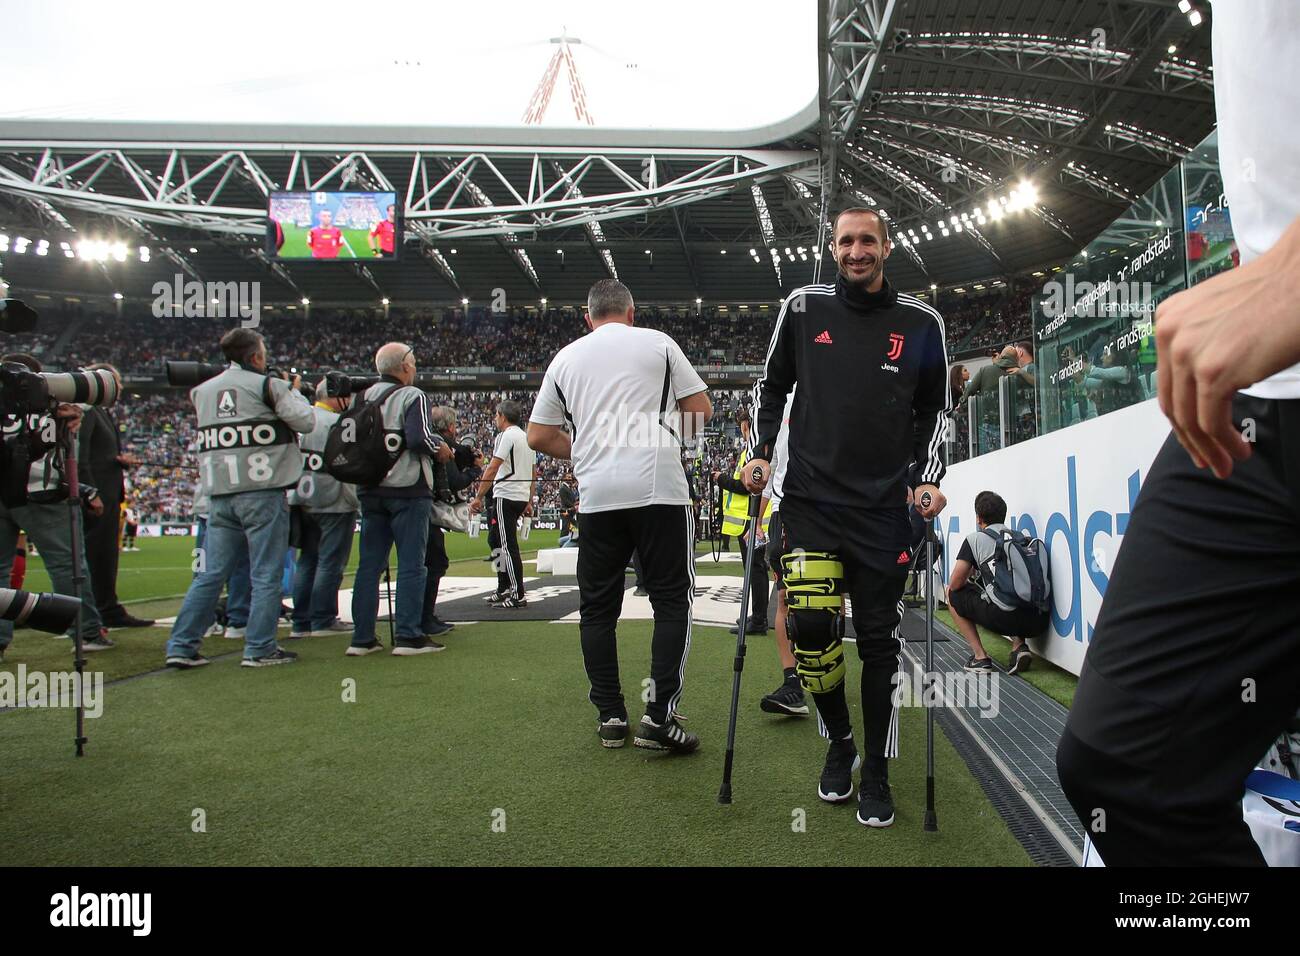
[528,279,713,754]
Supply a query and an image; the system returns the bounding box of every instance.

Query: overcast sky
[1,0,817,133]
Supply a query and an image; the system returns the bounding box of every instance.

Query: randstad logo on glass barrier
[939,456,1143,645]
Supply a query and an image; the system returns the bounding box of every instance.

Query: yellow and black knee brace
[780,550,846,694]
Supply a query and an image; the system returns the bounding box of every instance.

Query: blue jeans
[351,496,432,645]
[168,490,288,660]
[195,516,250,628]
[291,512,355,630]
[0,497,103,649]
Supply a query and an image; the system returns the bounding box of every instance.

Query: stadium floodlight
[1168,44,1177,54]
[749,248,757,256]
[695,297,702,304]
[189,247,197,253]
[644,250,651,254]
[301,297,310,306]
[930,283,937,290]
[954,223,963,233]
[720,249,727,255]
[450,248,458,254]
[461,297,469,306]
[381,297,390,306]
[111,242,127,262]
[113,292,123,300]
[540,297,547,306]
[1188,9,1202,25]
[1178,0,1191,11]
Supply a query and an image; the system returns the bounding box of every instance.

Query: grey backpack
[978,527,1051,613]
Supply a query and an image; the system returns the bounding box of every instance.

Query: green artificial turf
[0,620,1030,867]
[935,608,1078,709]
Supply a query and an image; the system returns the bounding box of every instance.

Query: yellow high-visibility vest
[720,450,769,537]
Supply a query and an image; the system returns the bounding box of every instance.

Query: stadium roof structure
[0,0,1215,310]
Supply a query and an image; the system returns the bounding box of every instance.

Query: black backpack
[323,383,403,486]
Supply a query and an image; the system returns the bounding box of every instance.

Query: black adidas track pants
[1058,394,1300,866]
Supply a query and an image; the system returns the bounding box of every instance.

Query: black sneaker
[633,587,649,597]
[598,716,629,749]
[728,619,769,636]
[345,640,384,656]
[165,653,210,669]
[760,680,809,716]
[856,777,895,828]
[633,715,700,754]
[423,621,454,638]
[818,738,862,803]
[392,638,446,656]
[964,654,995,673]
[492,597,528,609]
[241,648,298,668]
[103,613,156,628]
[81,635,116,652]
[1008,644,1033,675]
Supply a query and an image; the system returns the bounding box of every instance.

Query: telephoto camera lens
[41,368,120,407]
[0,586,81,635]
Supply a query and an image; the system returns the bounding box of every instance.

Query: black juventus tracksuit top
[751,274,950,510]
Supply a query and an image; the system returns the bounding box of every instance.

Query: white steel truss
[0,143,816,242]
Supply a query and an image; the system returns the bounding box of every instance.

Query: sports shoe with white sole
[598,717,629,748]
[345,641,385,656]
[856,777,895,828]
[633,715,700,753]
[288,628,312,640]
[165,653,210,669]
[241,648,298,668]
[1008,644,1033,675]
[818,738,862,803]
[222,626,247,640]
[760,680,809,716]
[392,638,446,656]
[311,622,354,636]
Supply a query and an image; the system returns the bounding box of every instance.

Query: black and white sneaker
[633,715,700,754]
[165,653,210,669]
[598,717,629,749]
[345,641,384,656]
[1008,644,1033,675]
[760,680,809,716]
[483,591,507,604]
[81,635,116,652]
[964,654,995,673]
[392,638,446,656]
[856,777,895,828]
[241,648,298,668]
[492,597,528,609]
[818,738,862,803]
[759,681,806,717]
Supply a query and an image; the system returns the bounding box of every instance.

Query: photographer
[0,352,114,656]
[76,362,153,629]
[420,404,482,638]
[163,328,315,669]
[347,342,453,657]
[287,377,359,638]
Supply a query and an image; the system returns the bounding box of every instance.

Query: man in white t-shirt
[470,400,535,608]
[1058,0,1300,866]
[529,278,713,753]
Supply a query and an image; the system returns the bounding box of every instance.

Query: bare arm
[677,389,713,439]
[948,558,974,592]
[527,422,571,460]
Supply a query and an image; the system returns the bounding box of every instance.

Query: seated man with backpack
[946,490,1050,675]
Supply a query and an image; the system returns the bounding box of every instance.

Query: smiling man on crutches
[743,207,950,830]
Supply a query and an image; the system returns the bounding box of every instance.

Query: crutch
[920,490,939,832]
[382,563,395,646]
[718,463,765,805]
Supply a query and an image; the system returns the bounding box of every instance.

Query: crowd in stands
[46,284,1032,377]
